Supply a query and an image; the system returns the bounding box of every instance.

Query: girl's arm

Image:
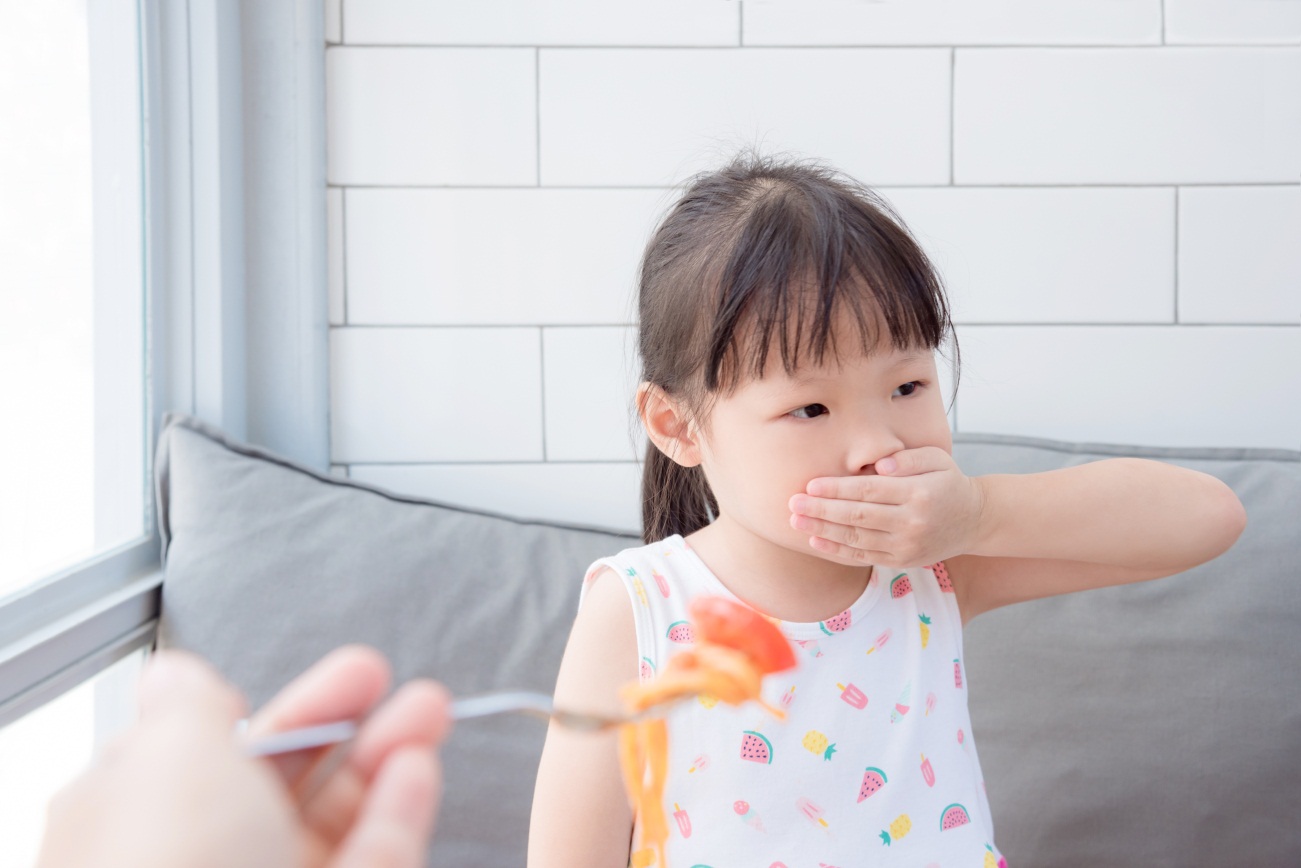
[528,568,637,868]
[950,458,1247,623]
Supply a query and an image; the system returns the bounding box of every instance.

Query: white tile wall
[539,48,952,186]
[1165,1,1301,45]
[345,189,669,324]
[349,462,642,531]
[324,4,1301,524]
[956,326,1301,450]
[542,327,643,461]
[743,1,1162,46]
[327,187,345,325]
[324,0,341,45]
[344,0,739,47]
[330,327,544,462]
[883,187,1176,323]
[326,48,537,186]
[955,48,1301,184]
[1178,186,1301,324]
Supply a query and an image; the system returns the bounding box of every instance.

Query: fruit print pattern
[880,814,912,846]
[666,621,695,643]
[802,730,837,760]
[740,731,773,764]
[584,542,1005,865]
[941,803,972,831]
[858,767,888,802]
[926,560,954,593]
[819,608,852,635]
[890,572,913,598]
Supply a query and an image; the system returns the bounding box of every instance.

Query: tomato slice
[687,596,796,675]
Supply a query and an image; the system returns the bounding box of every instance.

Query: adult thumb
[331,746,441,868]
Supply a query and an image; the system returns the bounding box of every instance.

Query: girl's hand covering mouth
[789,446,985,569]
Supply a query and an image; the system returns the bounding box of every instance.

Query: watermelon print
[858,766,888,802]
[890,573,913,599]
[666,621,695,643]
[940,803,972,831]
[740,731,773,764]
[819,608,852,635]
[639,657,655,681]
[926,560,954,593]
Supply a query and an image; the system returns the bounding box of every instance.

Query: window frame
[0,0,329,732]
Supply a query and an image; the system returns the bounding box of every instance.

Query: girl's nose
[848,433,906,476]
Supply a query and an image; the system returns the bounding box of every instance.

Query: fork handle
[450,690,555,722]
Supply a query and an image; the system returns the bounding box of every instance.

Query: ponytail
[641,441,718,544]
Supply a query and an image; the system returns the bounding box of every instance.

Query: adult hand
[788,446,986,569]
[36,645,451,868]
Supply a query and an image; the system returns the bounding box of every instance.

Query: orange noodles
[616,595,797,866]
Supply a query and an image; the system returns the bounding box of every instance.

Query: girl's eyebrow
[783,353,928,388]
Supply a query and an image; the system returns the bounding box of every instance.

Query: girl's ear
[636,382,703,468]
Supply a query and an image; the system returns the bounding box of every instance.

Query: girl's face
[692,334,953,556]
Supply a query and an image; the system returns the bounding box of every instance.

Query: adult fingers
[329,747,441,868]
[348,679,452,780]
[136,649,247,732]
[294,678,453,849]
[245,645,391,785]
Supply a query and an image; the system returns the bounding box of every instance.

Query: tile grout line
[1173,187,1180,324]
[328,43,1295,50]
[739,1,744,47]
[329,182,1300,191]
[949,47,956,185]
[535,47,542,186]
[539,326,548,461]
[328,322,1299,330]
[341,188,349,325]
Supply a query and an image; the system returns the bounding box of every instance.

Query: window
[0,0,329,859]
[0,1,155,862]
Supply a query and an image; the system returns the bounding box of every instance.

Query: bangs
[702,177,950,395]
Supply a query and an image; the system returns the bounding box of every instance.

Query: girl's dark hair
[635,150,960,544]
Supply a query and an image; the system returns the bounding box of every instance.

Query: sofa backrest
[155,414,1301,866]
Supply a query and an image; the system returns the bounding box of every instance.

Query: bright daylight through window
[0,1,148,864]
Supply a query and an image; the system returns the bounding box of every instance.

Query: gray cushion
[153,412,638,867]
[955,433,1301,868]
[155,413,1301,867]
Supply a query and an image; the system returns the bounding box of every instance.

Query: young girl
[527,152,1246,867]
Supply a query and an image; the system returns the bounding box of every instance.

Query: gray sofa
[153,412,1301,867]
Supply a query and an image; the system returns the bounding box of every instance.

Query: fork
[239,690,667,759]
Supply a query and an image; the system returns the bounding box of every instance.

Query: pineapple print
[985,844,1000,868]
[879,813,912,846]
[918,613,931,648]
[801,730,837,760]
[631,577,648,607]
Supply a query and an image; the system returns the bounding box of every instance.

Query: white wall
[323,0,1301,531]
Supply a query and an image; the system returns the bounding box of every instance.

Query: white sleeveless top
[581,533,1007,868]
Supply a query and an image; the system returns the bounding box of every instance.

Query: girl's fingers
[790,511,893,551]
[801,475,907,504]
[808,535,892,566]
[329,747,441,868]
[790,495,899,530]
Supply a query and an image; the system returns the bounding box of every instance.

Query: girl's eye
[894,381,926,398]
[789,403,829,420]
